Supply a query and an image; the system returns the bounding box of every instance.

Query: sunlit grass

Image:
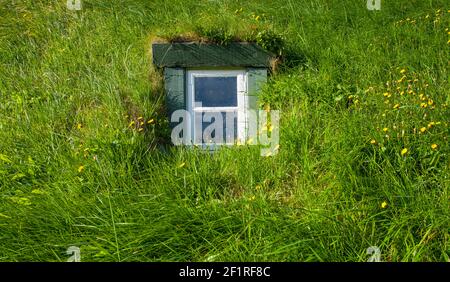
[0,0,448,262]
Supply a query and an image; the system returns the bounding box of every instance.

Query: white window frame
[186,69,248,146]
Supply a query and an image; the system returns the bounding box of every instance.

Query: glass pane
[194,111,237,144]
[194,77,237,107]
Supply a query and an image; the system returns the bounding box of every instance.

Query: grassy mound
[0,0,448,261]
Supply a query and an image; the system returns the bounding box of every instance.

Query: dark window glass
[194,77,237,107]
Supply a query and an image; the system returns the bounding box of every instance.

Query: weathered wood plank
[247,68,267,110]
[164,67,185,128]
[153,42,273,68]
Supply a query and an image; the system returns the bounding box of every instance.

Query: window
[187,70,247,146]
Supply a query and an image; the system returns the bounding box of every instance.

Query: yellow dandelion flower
[77,123,82,130]
[420,127,427,133]
[393,103,400,109]
[431,143,438,150]
[383,127,389,132]
[381,201,388,208]
[401,148,408,156]
[428,121,435,128]
[78,165,84,173]
[420,103,427,108]
[370,139,377,144]
[428,99,434,105]
[400,69,406,74]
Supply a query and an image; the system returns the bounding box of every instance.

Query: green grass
[0,0,449,262]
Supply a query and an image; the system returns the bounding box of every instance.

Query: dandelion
[393,103,400,109]
[420,103,427,108]
[383,92,391,97]
[383,127,389,132]
[78,165,84,173]
[77,123,82,130]
[400,69,406,74]
[401,148,408,156]
[381,201,388,209]
[428,99,434,106]
[420,127,427,133]
[431,143,438,150]
[428,121,436,128]
[370,139,376,144]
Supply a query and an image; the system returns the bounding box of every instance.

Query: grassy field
[0,0,449,262]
